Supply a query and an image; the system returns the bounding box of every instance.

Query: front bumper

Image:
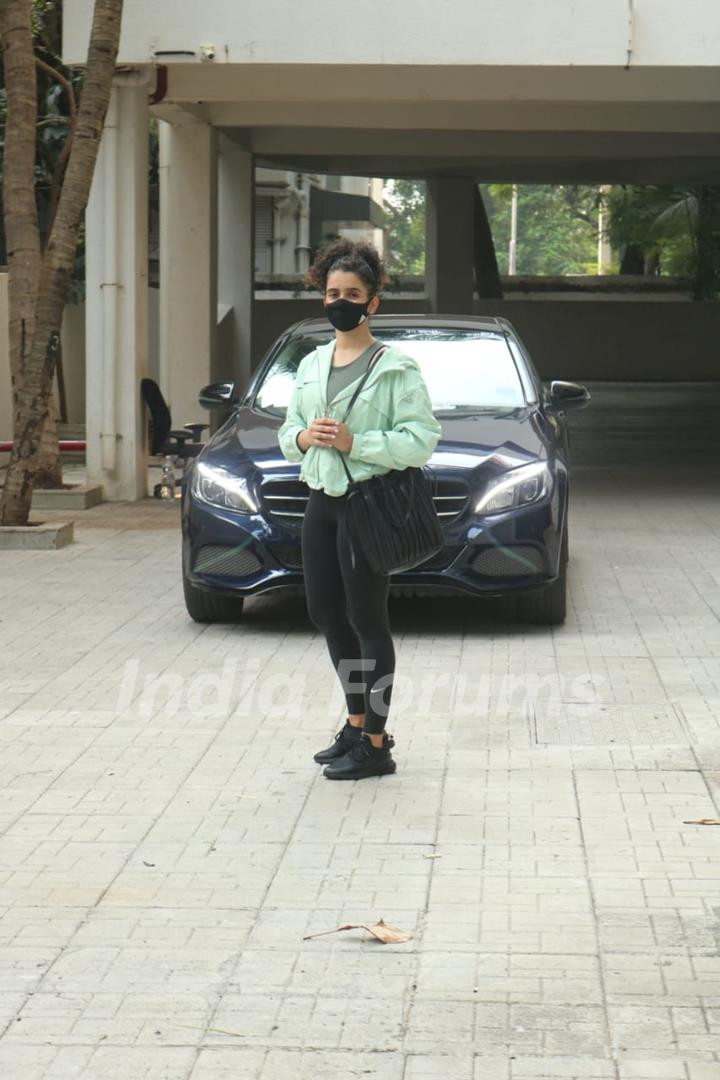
[182,475,566,601]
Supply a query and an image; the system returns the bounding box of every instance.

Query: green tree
[383,179,425,275]
[381,178,720,298]
[1,2,85,291]
[606,184,720,299]
[481,184,601,275]
[0,0,124,525]
[1,0,87,483]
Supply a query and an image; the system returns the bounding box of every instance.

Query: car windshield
[253,328,528,414]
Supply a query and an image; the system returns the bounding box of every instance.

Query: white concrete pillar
[85,78,149,501]
[425,177,475,314]
[158,115,217,430]
[218,134,254,394]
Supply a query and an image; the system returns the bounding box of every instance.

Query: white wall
[0,277,87,440]
[63,0,720,67]
[61,302,86,425]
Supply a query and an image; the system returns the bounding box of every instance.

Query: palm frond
[646,196,697,241]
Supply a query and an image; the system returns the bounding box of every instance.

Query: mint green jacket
[277,339,443,497]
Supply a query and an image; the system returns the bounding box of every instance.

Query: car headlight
[475,461,550,515]
[191,462,258,513]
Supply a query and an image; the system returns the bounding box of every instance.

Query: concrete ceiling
[236,128,720,184]
[152,63,720,184]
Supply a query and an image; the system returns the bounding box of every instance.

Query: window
[253,329,527,413]
[254,196,274,274]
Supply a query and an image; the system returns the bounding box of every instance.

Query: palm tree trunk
[0,0,124,525]
[35,392,64,489]
[644,252,660,275]
[0,0,42,509]
[619,244,645,274]
[32,57,79,487]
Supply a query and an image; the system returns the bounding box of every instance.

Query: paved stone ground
[1,463,720,1080]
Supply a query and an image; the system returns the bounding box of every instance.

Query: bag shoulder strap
[336,342,388,484]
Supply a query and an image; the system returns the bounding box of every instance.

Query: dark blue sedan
[181,315,590,625]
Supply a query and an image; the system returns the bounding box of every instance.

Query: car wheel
[513,520,568,625]
[183,573,245,623]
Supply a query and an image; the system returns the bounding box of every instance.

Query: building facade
[47,0,720,499]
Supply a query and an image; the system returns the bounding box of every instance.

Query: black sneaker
[323,732,397,781]
[313,720,364,764]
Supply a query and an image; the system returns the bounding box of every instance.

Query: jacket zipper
[309,345,409,491]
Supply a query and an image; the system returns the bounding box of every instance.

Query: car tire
[562,514,569,565]
[183,573,245,623]
[513,519,568,625]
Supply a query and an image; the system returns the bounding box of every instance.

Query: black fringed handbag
[335,344,444,575]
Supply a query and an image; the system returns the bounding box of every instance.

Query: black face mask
[324,297,371,332]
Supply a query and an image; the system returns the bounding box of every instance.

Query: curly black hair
[304,238,388,298]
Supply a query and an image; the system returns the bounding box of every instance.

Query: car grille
[268,543,464,573]
[261,475,469,526]
[471,545,544,577]
[194,544,263,577]
[427,476,469,520]
[260,479,309,525]
[408,544,465,571]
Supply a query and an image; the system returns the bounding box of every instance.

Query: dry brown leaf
[683,818,720,825]
[303,917,413,944]
[364,918,413,944]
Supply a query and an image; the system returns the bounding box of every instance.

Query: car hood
[197,405,550,479]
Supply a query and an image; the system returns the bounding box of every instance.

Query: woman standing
[278,239,442,780]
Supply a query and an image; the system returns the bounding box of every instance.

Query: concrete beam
[152,63,720,107]
[205,101,720,134]
[230,126,720,184]
[252,153,720,186]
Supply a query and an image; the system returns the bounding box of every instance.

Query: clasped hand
[306,418,353,453]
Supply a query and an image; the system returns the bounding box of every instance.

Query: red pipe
[0,440,86,453]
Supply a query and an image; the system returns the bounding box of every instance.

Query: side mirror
[198,382,238,410]
[547,380,591,412]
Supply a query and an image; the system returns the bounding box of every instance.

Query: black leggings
[301,486,395,735]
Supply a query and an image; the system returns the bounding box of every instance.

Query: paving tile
[1,474,720,1077]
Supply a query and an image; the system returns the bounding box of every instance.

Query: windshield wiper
[434,404,518,412]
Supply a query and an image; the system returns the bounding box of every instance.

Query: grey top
[326,340,381,407]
